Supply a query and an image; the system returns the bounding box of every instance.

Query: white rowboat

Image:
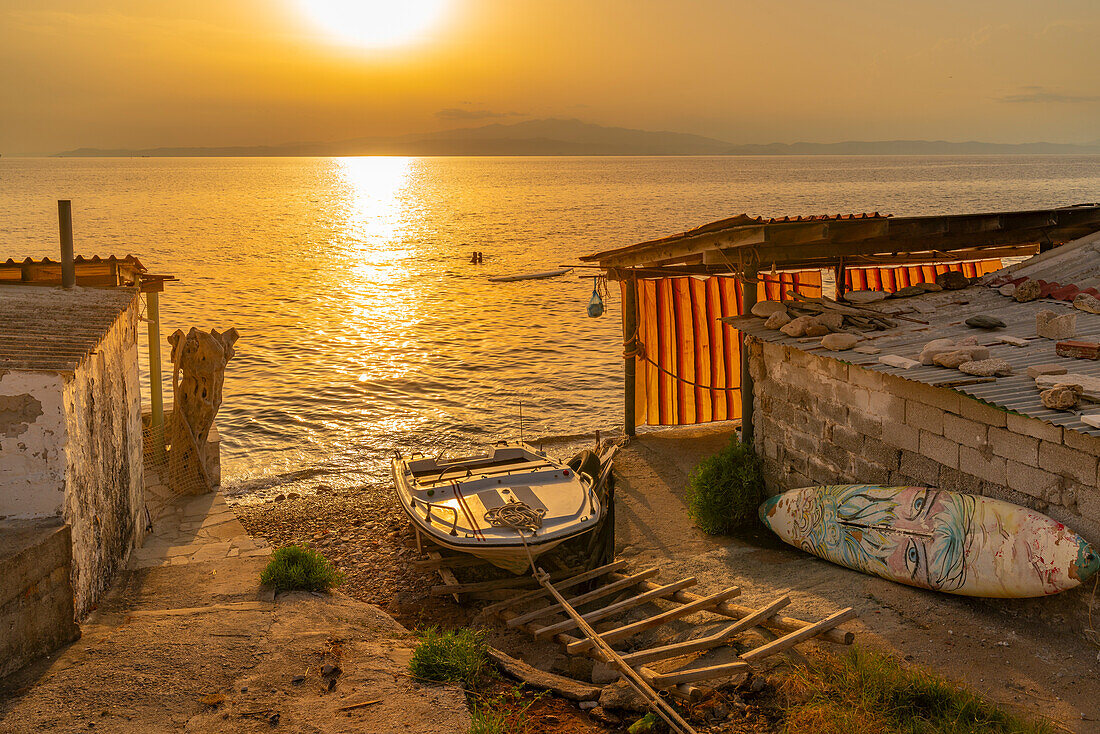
[392,442,603,574]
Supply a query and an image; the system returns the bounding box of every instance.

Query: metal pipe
[58,200,75,288]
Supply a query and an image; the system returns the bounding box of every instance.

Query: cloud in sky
[996,86,1100,104]
[435,108,526,121]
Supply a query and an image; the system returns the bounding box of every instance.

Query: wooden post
[57,200,75,289]
[740,267,757,446]
[146,291,165,457]
[622,271,638,437]
[834,256,847,299]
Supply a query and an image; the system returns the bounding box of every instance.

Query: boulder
[821,333,858,351]
[764,310,792,330]
[1036,309,1077,340]
[751,300,787,318]
[918,338,957,365]
[598,681,648,712]
[1014,280,1041,302]
[958,359,1013,377]
[1040,384,1082,411]
[936,271,970,290]
[965,315,1006,330]
[933,350,976,369]
[1073,293,1100,314]
[817,311,845,332]
[919,339,988,366]
[844,290,887,304]
[889,285,926,299]
[780,316,828,337]
[1035,374,1100,401]
[998,284,1017,298]
[917,282,944,292]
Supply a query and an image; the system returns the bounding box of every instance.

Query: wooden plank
[533,573,698,734]
[481,560,628,614]
[496,606,701,702]
[739,607,856,663]
[431,566,586,596]
[507,567,660,628]
[533,577,697,641]
[646,661,752,687]
[428,551,461,603]
[620,594,790,666]
[565,585,741,655]
[610,574,854,646]
[413,554,488,571]
[486,646,601,701]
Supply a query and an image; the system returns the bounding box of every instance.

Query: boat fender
[566,449,602,483]
[587,277,605,318]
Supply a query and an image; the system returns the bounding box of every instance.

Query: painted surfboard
[759,485,1099,598]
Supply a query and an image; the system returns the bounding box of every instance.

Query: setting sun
[295,0,452,48]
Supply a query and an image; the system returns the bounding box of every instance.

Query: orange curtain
[623,272,822,427]
[846,259,1002,292]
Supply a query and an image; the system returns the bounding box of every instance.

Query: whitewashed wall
[0,370,69,519]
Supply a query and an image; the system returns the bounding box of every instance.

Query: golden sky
[2,0,1098,154]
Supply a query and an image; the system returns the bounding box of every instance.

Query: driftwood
[486,646,601,701]
[168,327,239,494]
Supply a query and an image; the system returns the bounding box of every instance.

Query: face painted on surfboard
[760,485,1098,597]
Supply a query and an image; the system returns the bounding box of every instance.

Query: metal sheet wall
[845,260,1002,293]
[624,272,822,427]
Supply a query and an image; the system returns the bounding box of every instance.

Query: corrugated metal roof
[0,285,138,373]
[988,230,1100,303]
[730,281,1100,438]
[0,255,147,270]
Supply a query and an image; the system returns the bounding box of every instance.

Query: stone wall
[0,519,80,679]
[747,337,1100,548]
[62,300,145,618]
[0,371,69,519]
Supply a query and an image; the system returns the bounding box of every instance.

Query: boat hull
[760,485,1099,598]
[392,443,602,574]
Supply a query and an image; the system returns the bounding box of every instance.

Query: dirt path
[614,424,1100,733]
[0,491,470,733]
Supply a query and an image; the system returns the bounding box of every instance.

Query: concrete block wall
[0,519,80,678]
[747,337,1100,548]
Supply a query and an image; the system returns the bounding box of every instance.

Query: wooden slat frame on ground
[487,560,857,696]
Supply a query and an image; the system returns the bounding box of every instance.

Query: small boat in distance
[392,441,603,573]
[488,268,572,283]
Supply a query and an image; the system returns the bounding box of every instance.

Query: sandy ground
[613,424,1100,733]
[0,492,470,734]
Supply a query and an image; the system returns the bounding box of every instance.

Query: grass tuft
[259,545,344,592]
[778,648,1052,734]
[408,628,493,690]
[686,438,765,534]
[468,707,508,734]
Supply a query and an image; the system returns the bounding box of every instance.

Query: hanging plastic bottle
[587,276,605,318]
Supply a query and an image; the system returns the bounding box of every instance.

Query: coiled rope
[484,501,546,534]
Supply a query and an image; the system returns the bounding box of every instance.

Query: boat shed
[725,229,1100,549]
[579,204,1100,440]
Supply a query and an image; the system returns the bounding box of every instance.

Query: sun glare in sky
[295,0,452,48]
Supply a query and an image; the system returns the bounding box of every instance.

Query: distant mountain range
[55,119,1100,157]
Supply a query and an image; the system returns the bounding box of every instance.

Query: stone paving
[129,473,269,570]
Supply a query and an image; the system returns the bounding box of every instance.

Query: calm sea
[1,155,1098,499]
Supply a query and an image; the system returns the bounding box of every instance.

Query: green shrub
[686,438,765,534]
[408,628,492,689]
[259,545,343,592]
